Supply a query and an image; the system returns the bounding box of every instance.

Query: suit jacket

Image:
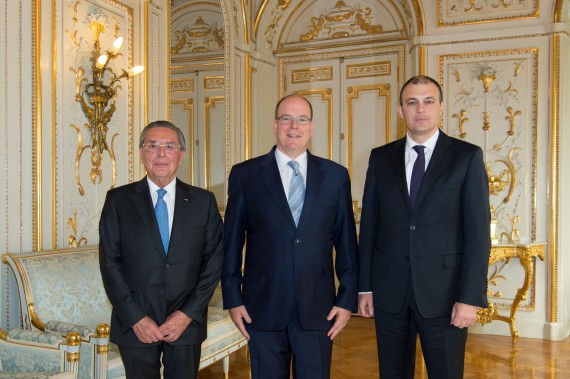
[99,177,223,347]
[359,132,491,318]
[221,147,359,331]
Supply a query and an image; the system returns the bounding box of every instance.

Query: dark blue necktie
[409,145,425,208]
[155,188,169,254]
[287,161,305,226]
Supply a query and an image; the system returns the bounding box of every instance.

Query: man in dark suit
[358,76,491,378]
[222,94,359,379]
[99,120,223,379]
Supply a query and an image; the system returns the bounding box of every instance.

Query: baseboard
[469,319,570,340]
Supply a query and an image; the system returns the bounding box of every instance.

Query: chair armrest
[45,320,93,340]
[7,328,64,348]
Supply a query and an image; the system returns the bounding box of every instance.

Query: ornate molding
[437,0,539,27]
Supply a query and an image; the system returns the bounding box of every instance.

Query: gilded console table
[477,243,545,338]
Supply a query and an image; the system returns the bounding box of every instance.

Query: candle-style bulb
[95,54,108,69]
[127,66,145,77]
[111,37,123,55]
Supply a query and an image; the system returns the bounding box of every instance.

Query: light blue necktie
[155,188,169,254]
[287,161,305,226]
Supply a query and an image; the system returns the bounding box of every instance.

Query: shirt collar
[274,148,308,170]
[406,129,439,152]
[147,177,177,197]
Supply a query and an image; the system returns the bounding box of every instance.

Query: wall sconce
[76,21,144,155]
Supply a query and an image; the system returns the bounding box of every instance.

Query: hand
[326,306,352,340]
[132,316,164,344]
[451,302,478,329]
[158,310,192,343]
[358,293,374,318]
[228,306,252,340]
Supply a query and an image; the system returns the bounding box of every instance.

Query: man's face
[273,96,314,159]
[398,82,444,143]
[139,127,185,187]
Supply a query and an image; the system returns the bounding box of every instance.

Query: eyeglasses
[141,142,183,153]
[276,115,312,126]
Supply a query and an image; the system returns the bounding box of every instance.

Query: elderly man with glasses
[99,120,223,379]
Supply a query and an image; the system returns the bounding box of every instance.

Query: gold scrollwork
[478,69,496,93]
[71,124,118,196]
[482,111,491,131]
[500,214,521,244]
[491,0,514,9]
[505,106,521,136]
[452,109,469,138]
[66,209,88,248]
[452,68,461,82]
[171,17,224,54]
[486,161,511,196]
[299,1,382,41]
[477,244,545,338]
[487,264,506,298]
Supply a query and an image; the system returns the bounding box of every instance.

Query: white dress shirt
[405,130,439,194]
[275,148,308,200]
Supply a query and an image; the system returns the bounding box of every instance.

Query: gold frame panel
[204,95,225,196]
[346,83,391,181]
[170,98,195,184]
[292,88,333,160]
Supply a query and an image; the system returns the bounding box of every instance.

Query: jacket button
[410,225,416,230]
[165,263,170,269]
[294,239,302,244]
[404,256,410,261]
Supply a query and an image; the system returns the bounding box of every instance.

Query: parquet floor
[198,316,570,378]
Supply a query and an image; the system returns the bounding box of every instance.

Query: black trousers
[118,342,201,379]
[246,308,333,379]
[374,280,468,379]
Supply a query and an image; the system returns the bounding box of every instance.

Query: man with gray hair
[100,120,223,378]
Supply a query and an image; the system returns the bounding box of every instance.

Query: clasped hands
[132,310,192,344]
[228,305,352,341]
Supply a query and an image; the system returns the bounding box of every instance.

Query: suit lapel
[413,131,453,209]
[296,151,323,229]
[260,149,297,227]
[131,178,166,257]
[393,138,412,212]
[168,181,192,257]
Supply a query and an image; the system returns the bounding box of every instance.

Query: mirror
[170,0,227,208]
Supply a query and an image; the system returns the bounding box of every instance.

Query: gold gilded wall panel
[292,67,334,83]
[171,78,195,92]
[346,61,391,79]
[439,48,539,310]
[204,76,225,89]
[170,98,195,184]
[293,88,334,160]
[55,0,137,248]
[437,0,539,27]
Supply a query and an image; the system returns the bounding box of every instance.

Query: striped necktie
[287,161,305,226]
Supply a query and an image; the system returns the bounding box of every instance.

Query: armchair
[2,246,122,379]
[0,327,80,378]
[3,246,246,379]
